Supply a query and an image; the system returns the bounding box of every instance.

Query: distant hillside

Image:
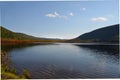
[0,26,62,42]
[1,26,41,40]
[67,24,119,43]
[75,24,119,43]
[1,24,119,43]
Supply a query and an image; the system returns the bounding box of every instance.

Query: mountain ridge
[1,24,119,43]
[1,26,62,41]
[75,24,119,42]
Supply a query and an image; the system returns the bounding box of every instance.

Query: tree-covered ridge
[1,26,64,43]
[1,24,119,43]
[1,26,41,40]
[75,24,119,42]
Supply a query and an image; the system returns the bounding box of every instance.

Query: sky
[0,0,119,39]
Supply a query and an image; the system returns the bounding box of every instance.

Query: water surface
[7,43,119,78]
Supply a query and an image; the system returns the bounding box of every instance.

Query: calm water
[6,43,119,78]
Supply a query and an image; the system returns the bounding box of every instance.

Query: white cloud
[82,8,86,11]
[46,12,59,18]
[80,7,86,11]
[54,12,59,16]
[69,12,74,16]
[46,12,67,19]
[91,17,108,22]
[46,14,56,18]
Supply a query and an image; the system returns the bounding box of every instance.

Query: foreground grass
[2,66,30,79]
[1,51,31,79]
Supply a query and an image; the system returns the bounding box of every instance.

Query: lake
[6,43,119,78]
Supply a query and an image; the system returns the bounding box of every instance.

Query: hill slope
[75,24,119,42]
[1,24,119,43]
[0,26,62,42]
[1,26,42,40]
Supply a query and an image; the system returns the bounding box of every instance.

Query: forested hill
[1,24,119,43]
[0,26,62,42]
[1,26,41,40]
[75,24,119,42]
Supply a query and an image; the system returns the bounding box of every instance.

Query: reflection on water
[76,45,119,62]
[76,44,119,55]
[2,43,120,78]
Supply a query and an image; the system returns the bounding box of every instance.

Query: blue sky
[0,0,119,39]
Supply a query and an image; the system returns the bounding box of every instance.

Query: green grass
[1,51,31,79]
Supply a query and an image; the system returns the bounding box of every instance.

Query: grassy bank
[1,50,31,79]
[1,38,65,44]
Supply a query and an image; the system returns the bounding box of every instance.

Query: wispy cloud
[91,17,108,22]
[46,12,59,18]
[80,7,86,11]
[82,8,86,11]
[69,12,74,16]
[46,12,67,19]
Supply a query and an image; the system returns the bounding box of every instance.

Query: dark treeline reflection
[1,43,55,52]
[75,44,119,57]
[74,44,119,65]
